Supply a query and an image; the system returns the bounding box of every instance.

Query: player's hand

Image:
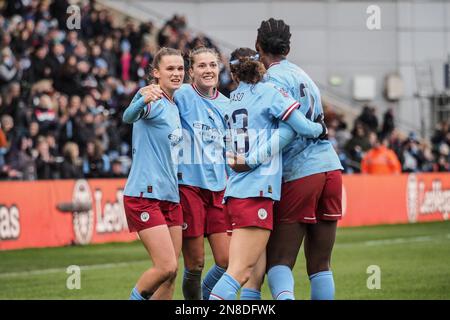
[226,152,252,173]
[315,114,328,140]
[140,85,163,104]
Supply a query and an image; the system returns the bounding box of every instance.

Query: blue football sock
[129,286,145,300]
[309,270,335,300]
[240,288,262,300]
[202,264,226,300]
[209,272,240,300]
[267,265,295,300]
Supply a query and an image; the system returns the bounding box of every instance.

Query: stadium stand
[0,0,448,181]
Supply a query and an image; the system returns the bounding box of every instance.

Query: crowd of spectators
[0,0,233,180]
[0,0,448,181]
[324,105,450,174]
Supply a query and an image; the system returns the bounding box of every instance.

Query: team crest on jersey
[257,208,268,220]
[140,212,150,222]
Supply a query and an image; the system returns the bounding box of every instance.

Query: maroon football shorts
[224,197,274,231]
[179,185,231,238]
[123,195,182,232]
[274,170,342,224]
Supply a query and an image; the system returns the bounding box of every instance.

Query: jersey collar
[268,59,286,70]
[192,83,219,100]
[161,90,176,104]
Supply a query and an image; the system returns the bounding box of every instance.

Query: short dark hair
[229,47,265,84]
[256,18,291,55]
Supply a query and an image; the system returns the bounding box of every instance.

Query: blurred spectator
[0,114,16,152]
[35,135,59,179]
[33,94,58,133]
[4,134,36,180]
[0,123,7,167]
[109,159,126,178]
[82,139,110,178]
[435,143,450,172]
[60,141,83,179]
[421,143,436,172]
[357,105,379,133]
[400,132,424,173]
[344,121,371,173]
[48,42,66,81]
[361,132,402,174]
[381,108,395,137]
[29,45,52,82]
[0,47,20,84]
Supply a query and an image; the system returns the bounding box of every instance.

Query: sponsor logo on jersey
[275,86,289,98]
[182,222,188,230]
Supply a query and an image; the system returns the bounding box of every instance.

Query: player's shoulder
[216,91,230,103]
[174,83,194,98]
[259,81,290,99]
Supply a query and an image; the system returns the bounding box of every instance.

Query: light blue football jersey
[123,91,183,203]
[223,81,301,201]
[174,84,228,191]
[266,59,343,182]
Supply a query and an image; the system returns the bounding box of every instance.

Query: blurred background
[0,0,449,181]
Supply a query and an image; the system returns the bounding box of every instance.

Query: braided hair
[256,18,291,55]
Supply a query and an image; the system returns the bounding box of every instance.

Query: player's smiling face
[190,52,219,92]
[153,55,185,95]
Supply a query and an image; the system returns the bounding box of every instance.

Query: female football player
[209,48,326,300]
[254,18,344,300]
[142,47,231,300]
[122,47,184,300]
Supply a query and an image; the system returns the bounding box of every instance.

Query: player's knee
[157,261,179,281]
[306,260,330,276]
[240,268,254,285]
[231,265,254,285]
[185,256,204,272]
[214,256,228,269]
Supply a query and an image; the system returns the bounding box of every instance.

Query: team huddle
[122,18,343,300]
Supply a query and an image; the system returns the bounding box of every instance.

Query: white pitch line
[356,236,432,247]
[1,233,449,279]
[336,234,450,248]
[0,260,148,279]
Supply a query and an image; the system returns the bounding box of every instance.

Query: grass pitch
[1,221,449,300]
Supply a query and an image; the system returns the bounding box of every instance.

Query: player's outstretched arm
[284,108,326,139]
[245,121,296,169]
[122,94,148,123]
[228,122,296,173]
[123,85,163,124]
